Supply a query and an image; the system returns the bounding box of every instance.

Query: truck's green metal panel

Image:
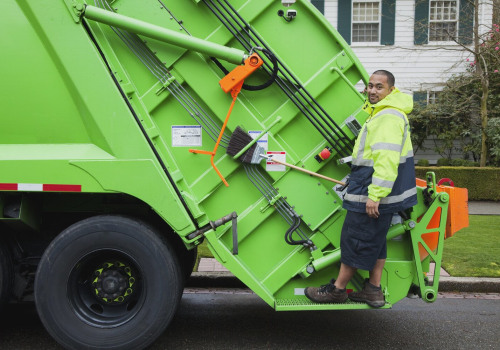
[0,0,195,234]
[0,0,448,311]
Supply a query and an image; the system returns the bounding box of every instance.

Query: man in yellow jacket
[305,70,417,307]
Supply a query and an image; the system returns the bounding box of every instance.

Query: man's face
[367,74,394,104]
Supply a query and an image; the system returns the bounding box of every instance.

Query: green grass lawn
[195,215,500,278]
[442,215,500,277]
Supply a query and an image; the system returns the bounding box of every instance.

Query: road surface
[0,289,498,349]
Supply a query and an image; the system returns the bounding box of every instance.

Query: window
[414,0,473,45]
[352,1,380,42]
[429,1,458,41]
[428,91,440,104]
[338,0,395,45]
[413,91,441,105]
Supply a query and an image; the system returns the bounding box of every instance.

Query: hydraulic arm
[80,4,247,65]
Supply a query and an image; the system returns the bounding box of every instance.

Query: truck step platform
[275,298,392,311]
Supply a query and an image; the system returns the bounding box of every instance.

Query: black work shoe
[304,280,348,304]
[348,279,386,308]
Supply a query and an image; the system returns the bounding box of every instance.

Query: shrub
[451,159,467,166]
[437,158,451,166]
[417,159,430,166]
[415,166,500,200]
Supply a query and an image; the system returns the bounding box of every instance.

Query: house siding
[315,0,493,163]
[322,0,493,93]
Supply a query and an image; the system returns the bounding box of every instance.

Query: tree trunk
[474,0,489,166]
[480,80,489,167]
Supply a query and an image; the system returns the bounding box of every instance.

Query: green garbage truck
[0,0,469,349]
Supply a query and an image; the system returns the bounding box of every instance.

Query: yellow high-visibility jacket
[343,88,418,214]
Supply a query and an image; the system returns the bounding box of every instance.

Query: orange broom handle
[189,53,263,187]
[189,81,243,187]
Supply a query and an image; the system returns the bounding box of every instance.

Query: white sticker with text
[266,151,286,172]
[172,125,202,147]
[248,130,268,151]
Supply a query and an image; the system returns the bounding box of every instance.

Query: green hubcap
[92,261,136,304]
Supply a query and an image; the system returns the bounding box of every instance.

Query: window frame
[427,0,460,43]
[351,0,382,45]
[427,91,441,104]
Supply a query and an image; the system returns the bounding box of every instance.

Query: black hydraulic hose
[204,0,279,91]
[284,210,307,245]
[205,1,353,157]
[217,0,355,153]
[202,0,352,156]
[243,165,313,247]
[225,15,353,153]
[242,49,279,91]
[203,1,349,157]
[284,214,300,244]
[210,49,279,91]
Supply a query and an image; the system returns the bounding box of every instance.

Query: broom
[227,126,346,186]
[226,126,267,164]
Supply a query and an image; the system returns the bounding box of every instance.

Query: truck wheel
[0,239,13,312]
[178,246,197,282]
[35,215,182,350]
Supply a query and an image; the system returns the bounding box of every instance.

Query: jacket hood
[364,88,414,116]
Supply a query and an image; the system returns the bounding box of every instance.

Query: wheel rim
[68,249,145,328]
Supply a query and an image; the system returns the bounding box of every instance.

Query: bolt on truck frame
[0,0,469,349]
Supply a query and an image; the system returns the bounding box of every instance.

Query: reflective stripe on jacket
[343,88,418,214]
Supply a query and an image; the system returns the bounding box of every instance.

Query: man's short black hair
[372,70,395,87]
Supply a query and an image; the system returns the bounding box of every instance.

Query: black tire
[0,239,13,312]
[35,215,183,350]
[178,246,197,283]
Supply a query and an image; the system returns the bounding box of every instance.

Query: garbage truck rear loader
[0,0,469,349]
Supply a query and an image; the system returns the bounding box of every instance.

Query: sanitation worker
[304,70,417,307]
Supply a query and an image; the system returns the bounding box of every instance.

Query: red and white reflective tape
[0,183,82,192]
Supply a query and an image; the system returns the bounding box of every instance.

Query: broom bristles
[226,126,263,164]
[226,126,252,156]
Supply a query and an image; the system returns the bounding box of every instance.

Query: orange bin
[415,178,469,259]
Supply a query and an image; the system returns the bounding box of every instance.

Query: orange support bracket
[189,53,264,187]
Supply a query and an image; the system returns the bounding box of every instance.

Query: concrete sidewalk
[468,201,500,215]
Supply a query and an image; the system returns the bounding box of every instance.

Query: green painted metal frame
[203,171,450,310]
[82,5,247,64]
[409,173,449,302]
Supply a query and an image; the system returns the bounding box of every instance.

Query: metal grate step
[275,298,392,311]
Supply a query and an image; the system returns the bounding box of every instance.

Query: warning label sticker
[172,125,202,147]
[266,151,286,172]
[248,130,268,151]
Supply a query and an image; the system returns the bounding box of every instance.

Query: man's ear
[390,86,395,92]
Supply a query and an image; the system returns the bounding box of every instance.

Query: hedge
[415,167,500,201]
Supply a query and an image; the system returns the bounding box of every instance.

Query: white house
[309,0,494,163]
[310,0,493,100]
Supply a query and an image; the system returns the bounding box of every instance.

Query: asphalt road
[1,289,499,350]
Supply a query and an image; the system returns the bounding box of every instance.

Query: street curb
[187,272,500,293]
[433,277,500,293]
[187,272,246,289]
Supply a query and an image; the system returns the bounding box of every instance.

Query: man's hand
[366,199,380,218]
